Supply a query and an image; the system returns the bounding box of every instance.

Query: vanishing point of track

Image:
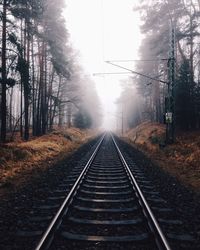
[35,133,171,250]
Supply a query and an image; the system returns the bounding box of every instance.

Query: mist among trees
[118,0,200,133]
[1,0,200,143]
[0,0,101,142]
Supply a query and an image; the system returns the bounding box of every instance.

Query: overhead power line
[93,72,132,76]
[105,61,169,84]
[106,59,168,62]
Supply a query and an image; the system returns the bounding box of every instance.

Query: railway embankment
[0,128,98,196]
[0,132,200,249]
[122,122,200,192]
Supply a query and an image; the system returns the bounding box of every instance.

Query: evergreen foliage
[74,110,92,129]
[175,60,192,130]
[0,0,101,142]
[133,0,200,131]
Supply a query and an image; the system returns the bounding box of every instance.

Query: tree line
[118,0,200,132]
[0,0,101,142]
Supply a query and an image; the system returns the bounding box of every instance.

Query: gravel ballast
[0,135,200,250]
[116,137,200,250]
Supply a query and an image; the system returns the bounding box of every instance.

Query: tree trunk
[31,34,36,135]
[20,19,23,138]
[40,41,46,134]
[47,68,55,131]
[36,40,42,135]
[189,11,195,129]
[9,88,13,132]
[1,0,7,142]
[42,42,47,134]
[50,76,62,128]
[24,21,30,140]
[67,102,72,128]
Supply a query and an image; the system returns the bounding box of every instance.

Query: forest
[1,0,200,144]
[0,0,101,143]
[117,0,200,137]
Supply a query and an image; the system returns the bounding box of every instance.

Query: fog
[64,0,142,129]
[1,0,199,142]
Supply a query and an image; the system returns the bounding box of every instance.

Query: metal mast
[166,24,176,144]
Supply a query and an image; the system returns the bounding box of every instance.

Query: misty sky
[64,0,142,129]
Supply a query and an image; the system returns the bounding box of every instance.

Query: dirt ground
[122,121,200,192]
[0,128,98,196]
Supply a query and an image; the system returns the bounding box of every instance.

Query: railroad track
[34,133,171,250]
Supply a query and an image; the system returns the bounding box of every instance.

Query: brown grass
[123,122,200,192]
[0,128,98,192]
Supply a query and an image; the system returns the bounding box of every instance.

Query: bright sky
[64,0,142,129]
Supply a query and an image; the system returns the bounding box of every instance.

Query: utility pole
[165,24,176,144]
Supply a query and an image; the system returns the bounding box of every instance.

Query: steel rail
[35,134,105,250]
[111,134,171,250]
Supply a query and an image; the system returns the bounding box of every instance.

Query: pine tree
[175,60,195,130]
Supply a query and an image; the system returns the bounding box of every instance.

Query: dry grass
[123,122,200,192]
[125,121,166,152]
[0,128,97,190]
